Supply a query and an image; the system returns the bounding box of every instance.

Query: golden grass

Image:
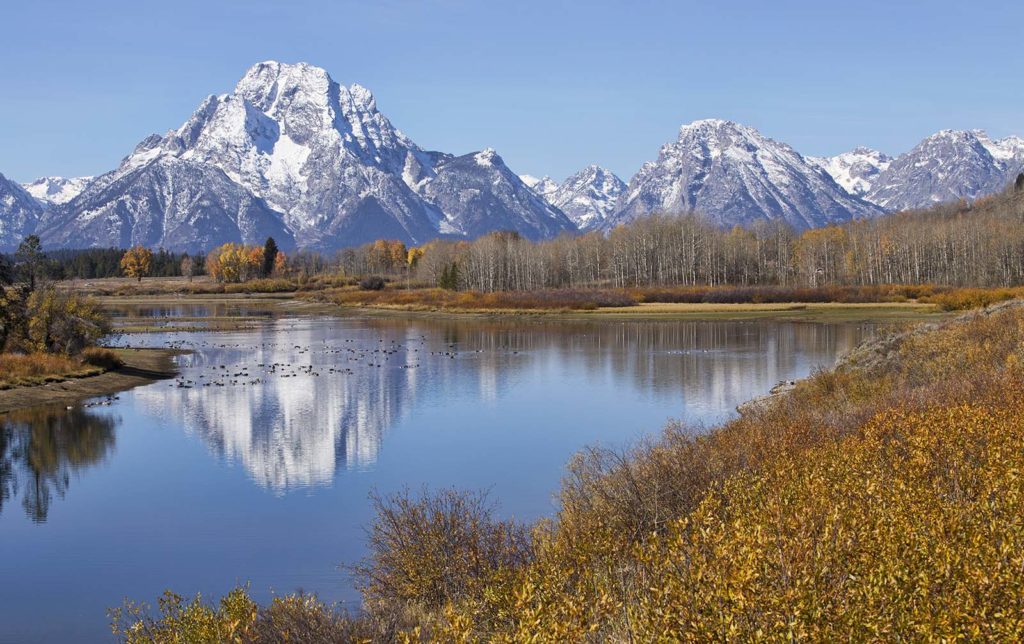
[0,353,103,389]
[113,299,1024,641]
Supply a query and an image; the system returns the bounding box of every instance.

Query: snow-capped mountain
[22,176,93,206]
[976,131,1024,177]
[519,174,560,197]
[0,173,45,251]
[807,148,892,198]
[36,154,294,253]
[865,130,1015,211]
[536,165,626,229]
[35,61,571,251]
[7,65,1024,250]
[608,119,882,231]
[419,149,574,239]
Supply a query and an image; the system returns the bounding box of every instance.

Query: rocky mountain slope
[22,176,93,205]
[32,61,572,251]
[606,119,883,231]
[531,165,626,229]
[807,148,892,198]
[0,173,44,251]
[865,130,1019,211]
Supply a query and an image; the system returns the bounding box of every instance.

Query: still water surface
[0,310,876,642]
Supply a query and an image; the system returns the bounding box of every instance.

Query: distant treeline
[338,181,1024,291]
[0,247,206,281]
[6,180,1024,290]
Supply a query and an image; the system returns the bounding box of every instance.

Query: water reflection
[127,317,871,493]
[0,406,116,522]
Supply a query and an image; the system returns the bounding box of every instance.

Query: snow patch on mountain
[22,176,93,205]
[807,148,891,198]
[608,119,882,231]
[866,130,1013,211]
[39,61,570,251]
[542,165,625,229]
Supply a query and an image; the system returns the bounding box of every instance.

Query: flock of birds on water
[115,325,524,392]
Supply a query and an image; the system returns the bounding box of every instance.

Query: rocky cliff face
[35,61,571,251]
[607,119,883,231]
[865,130,1012,211]
[0,173,44,251]
[537,165,626,229]
[807,148,892,198]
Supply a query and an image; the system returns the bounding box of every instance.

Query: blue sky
[3,0,1022,183]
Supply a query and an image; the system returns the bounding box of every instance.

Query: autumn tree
[120,246,154,282]
[206,243,263,283]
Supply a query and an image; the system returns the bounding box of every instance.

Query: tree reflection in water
[0,405,116,522]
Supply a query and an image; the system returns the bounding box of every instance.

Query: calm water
[0,311,876,642]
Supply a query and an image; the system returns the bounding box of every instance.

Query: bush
[0,286,110,355]
[351,488,532,611]
[110,588,383,644]
[27,287,109,355]
[428,302,1024,640]
[358,276,387,291]
[0,352,94,388]
[81,347,123,370]
[920,287,1024,311]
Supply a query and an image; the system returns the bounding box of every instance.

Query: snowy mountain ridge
[600,119,884,231]
[29,61,573,252]
[22,176,93,206]
[807,148,892,198]
[2,61,1024,250]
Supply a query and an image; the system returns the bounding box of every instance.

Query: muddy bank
[0,348,181,414]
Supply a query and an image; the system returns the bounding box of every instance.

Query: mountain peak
[866,128,1006,210]
[474,148,499,166]
[22,176,93,205]
[27,61,572,252]
[808,148,892,198]
[611,119,881,230]
[680,118,737,132]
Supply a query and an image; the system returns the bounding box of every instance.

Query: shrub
[14,286,110,355]
[429,302,1024,640]
[920,287,1024,311]
[110,587,392,643]
[351,488,532,611]
[359,276,387,291]
[81,347,123,370]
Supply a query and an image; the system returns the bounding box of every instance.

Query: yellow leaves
[120,245,153,281]
[407,246,425,269]
[430,305,1024,641]
[205,243,264,283]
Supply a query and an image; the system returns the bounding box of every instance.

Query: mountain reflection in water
[118,316,871,493]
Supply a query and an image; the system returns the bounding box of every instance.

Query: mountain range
[2,61,1022,252]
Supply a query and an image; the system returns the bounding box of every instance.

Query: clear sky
[3,0,1022,183]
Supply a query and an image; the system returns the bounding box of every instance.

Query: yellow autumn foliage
[114,300,1024,641]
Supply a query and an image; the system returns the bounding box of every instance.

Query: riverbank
[87,290,948,325]
[57,277,989,323]
[111,299,1024,640]
[0,348,181,414]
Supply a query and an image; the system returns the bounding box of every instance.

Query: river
[0,308,877,642]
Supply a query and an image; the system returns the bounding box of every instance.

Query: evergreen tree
[15,235,44,290]
[263,237,279,277]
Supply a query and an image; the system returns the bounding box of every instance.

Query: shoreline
[94,291,947,323]
[0,348,182,414]
[302,299,948,324]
